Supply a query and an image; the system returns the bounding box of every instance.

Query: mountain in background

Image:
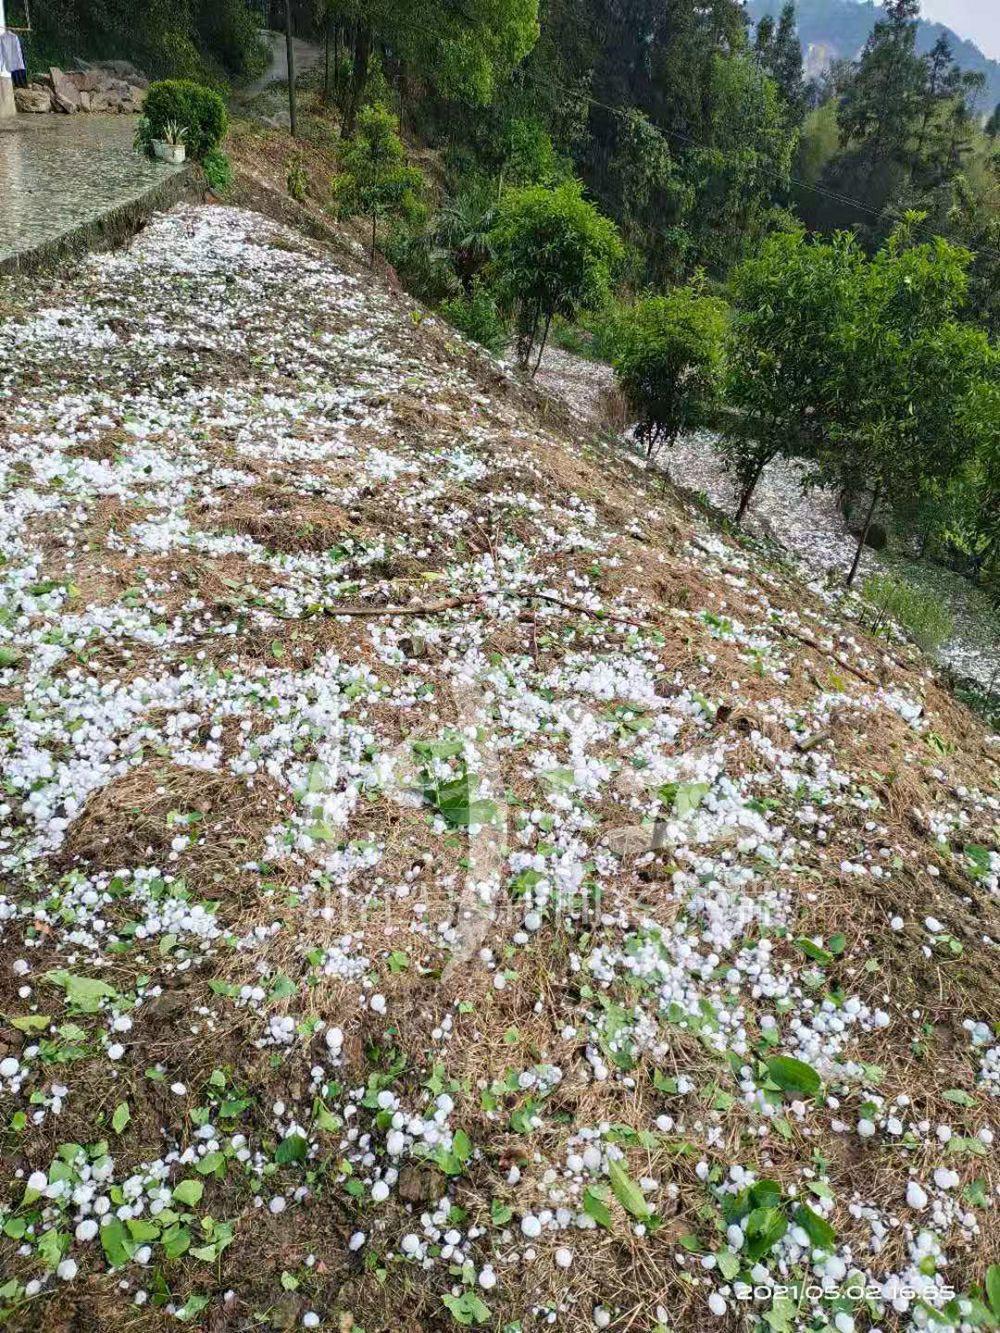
[746,0,1000,111]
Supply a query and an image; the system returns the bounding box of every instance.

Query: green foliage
[490,179,623,371]
[612,283,728,457]
[721,227,863,518]
[434,182,500,291]
[201,149,232,194]
[333,103,424,266]
[286,155,309,203]
[29,0,266,84]
[861,573,954,652]
[441,285,509,355]
[340,0,539,136]
[142,80,227,160]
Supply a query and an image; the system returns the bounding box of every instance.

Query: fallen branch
[774,624,880,687]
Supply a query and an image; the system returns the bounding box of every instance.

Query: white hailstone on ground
[890,916,904,931]
[349,1231,366,1251]
[834,1313,855,1333]
[708,1292,728,1316]
[593,1308,611,1329]
[370,994,387,1014]
[521,1214,542,1238]
[170,1082,187,1096]
[27,1171,47,1193]
[906,1181,928,1210]
[857,1119,876,1138]
[0,1057,19,1078]
[325,1027,343,1051]
[269,1196,287,1214]
[302,1314,320,1328]
[76,1219,99,1241]
[555,1247,573,1269]
[56,1259,78,1281]
[479,1266,497,1290]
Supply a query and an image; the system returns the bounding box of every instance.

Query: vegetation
[27,0,267,83]
[612,284,728,458]
[861,571,954,650]
[440,283,509,354]
[142,80,228,160]
[333,103,425,265]
[489,179,623,372]
[201,148,233,194]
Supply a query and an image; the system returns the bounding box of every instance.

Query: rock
[49,68,81,113]
[127,84,147,108]
[14,87,53,114]
[601,825,652,856]
[78,91,92,111]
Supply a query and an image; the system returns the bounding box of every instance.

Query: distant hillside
[746,0,1000,111]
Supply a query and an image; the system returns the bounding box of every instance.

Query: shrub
[441,284,508,355]
[612,284,728,457]
[143,80,227,160]
[861,573,954,652]
[202,148,233,194]
[286,154,309,203]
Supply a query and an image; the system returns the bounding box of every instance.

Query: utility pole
[284,0,297,138]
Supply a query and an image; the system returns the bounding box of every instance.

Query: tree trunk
[531,311,553,378]
[284,0,297,139]
[846,481,882,588]
[324,19,330,102]
[342,26,372,138]
[333,25,341,101]
[735,457,766,524]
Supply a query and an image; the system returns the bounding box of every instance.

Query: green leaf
[9,1014,50,1033]
[176,1294,210,1322]
[274,1133,308,1165]
[793,1203,835,1250]
[112,1101,131,1134]
[45,970,117,1013]
[100,1217,134,1268]
[986,1265,1000,1318]
[766,1054,821,1097]
[441,1291,492,1325]
[172,1178,204,1207]
[583,1186,613,1229]
[745,1205,788,1261]
[609,1160,652,1220]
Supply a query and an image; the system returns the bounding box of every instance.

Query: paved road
[0,115,183,266]
[245,31,324,95]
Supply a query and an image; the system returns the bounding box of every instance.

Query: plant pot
[153,140,186,165]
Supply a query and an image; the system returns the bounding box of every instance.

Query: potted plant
[152,120,187,165]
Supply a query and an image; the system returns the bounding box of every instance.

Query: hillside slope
[747,0,1000,107]
[0,205,998,1332]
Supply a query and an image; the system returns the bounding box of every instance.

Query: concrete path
[245,31,324,95]
[0,115,184,267]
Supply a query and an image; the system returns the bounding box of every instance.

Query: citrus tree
[490,179,622,373]
[333,103,423,266]
[613,283,728,459]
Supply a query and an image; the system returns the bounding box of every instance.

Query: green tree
[686,55,797,273]
[339,0,539,137]
[822,218,997,585]
[755,2,805,122]
[721,228,864,521]
[613,283,729,458]
[333,103,424,265]
[609,108,693,284]
[490,179,623,373]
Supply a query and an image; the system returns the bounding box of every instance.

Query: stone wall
[14,63,147,115]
